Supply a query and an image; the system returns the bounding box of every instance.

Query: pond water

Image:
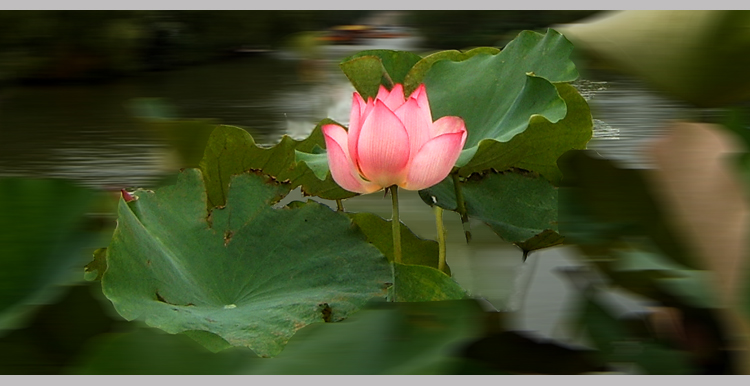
[0,38,698,340]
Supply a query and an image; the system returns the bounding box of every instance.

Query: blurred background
[3,10,750,374]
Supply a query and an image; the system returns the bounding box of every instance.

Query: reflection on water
[0,56,345,189]
[0,41,689,339]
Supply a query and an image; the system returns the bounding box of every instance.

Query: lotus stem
[336,199,344,212]
[517,250,539,312]
[434,205,447,273]
[390,185,402,264]
[452,173,471,242]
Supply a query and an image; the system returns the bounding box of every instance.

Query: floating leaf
[102,169,391,357]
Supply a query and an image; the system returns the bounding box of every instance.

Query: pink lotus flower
[323,84,468,194]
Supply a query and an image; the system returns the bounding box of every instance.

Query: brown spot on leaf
[155,291,194,307]
[319,302,333,322]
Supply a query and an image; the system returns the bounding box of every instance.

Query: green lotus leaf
[199,122,355,208]
[301,31,589,189]
[393,264,466,302]
[403,46,500,96]
[420,29,581,175]
[420,171,561,252]
[456,83,592,183]
[349,212,450,275]
[339,49,423,99]
[102,169,391,357]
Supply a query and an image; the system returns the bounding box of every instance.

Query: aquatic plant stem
[434,205,447,272]
[336,199,344,212]
[452,173,472,242]
[517,251,539,312]
[391,186,402,264]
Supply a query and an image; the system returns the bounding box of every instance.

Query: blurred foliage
[0,178,109,332]
[403,11,600,49]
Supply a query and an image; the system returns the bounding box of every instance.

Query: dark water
[0,43,688,340]
[0,56,338,188]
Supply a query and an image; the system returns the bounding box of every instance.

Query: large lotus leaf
[102,169,391,357]
[339,50,423,99]
[456,83,592,183]
[349,212,450,275]
[420,171,562,253]
[403,47,501,97]
[421,29,579,173]
[199,123,355,208]
[0,178,100,332]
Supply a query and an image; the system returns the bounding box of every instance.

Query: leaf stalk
[390,185,402,264]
